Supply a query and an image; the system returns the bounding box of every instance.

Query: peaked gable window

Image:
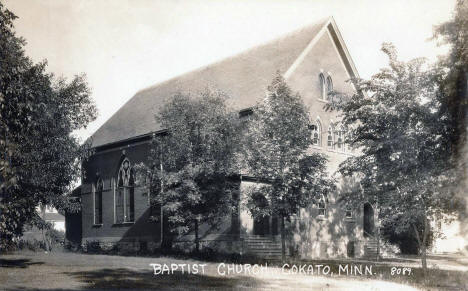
[115,158,135,223]
[94,178,103,225]
[319,73,326,100]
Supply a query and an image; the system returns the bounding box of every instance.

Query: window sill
[113,222,135,226]
[92,224,103,227]
[317,98,329,103]
[326,148,354,156]
[345,217,356,222]
[317,215,327,221]
[148,216,160,223]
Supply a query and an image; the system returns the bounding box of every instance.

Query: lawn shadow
[6,267,264,290]
[0,258,44,268]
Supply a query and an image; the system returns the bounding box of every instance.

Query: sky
[4,0,457,141]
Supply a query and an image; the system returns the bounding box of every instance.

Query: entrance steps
[242,235,283,258]
[363,238,379,259]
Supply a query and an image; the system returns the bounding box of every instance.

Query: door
[363,203,374,237]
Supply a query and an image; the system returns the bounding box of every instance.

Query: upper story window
[326,76,333,95]
[115,158,135,223]
[319,73,326,100]
[94,178,103,225]
[327,124,334,149]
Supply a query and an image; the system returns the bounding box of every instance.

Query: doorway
[363,203,374,237]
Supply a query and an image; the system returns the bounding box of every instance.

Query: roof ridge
[134,17,331,96]
[89,16,333,147]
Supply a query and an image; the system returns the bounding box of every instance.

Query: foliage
[432,0,468,214]
[135,90,241,250]
[381,215,433,254]
[336,43,465,275]
[242,73,334,261]
[0,3,97,250]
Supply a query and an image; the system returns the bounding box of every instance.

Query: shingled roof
[90,17,332,148]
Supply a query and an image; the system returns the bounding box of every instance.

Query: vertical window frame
[115,157,135,224]
[327,124,335,149]
[94,178,103,225]
[318,195,327,217]
[319,73,326,100]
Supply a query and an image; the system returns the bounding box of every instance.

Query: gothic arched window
[94,178,103,225]
[312,119,322,146]
[319,73,326,100]
[115,158,135,223]
[326,76,333,95]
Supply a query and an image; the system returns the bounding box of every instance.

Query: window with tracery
[313,120,322,146]
[115,158,135,223]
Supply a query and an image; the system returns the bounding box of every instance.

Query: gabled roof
[90,17,357,148]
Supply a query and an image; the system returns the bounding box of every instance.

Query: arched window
[319,73,326,100]
[115,158,135,223]
[326,76,333,96]
[94,178,103,225]
[311,119,322,146]
[327,124,334,149]
[318,195,326,216]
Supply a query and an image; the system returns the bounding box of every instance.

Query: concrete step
[243,235,283,258]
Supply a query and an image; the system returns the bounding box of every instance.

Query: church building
[70,17,379,258]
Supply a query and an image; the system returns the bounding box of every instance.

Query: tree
[433,0,467,202]
[136,90,241,252]
[0,3,97,250]
[337,43,464,277]
[243,74,334,262]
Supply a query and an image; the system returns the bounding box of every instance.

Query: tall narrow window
[337,125,344,151]
[311,120,322,146]
[326,76,333,98]
[319,73,326,100]
[318,195,326,216]
[345,204,353,219]
[94,178,103,225]
[327,124,334,149]
[116,158,135,223]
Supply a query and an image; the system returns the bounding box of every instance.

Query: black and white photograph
[0,0,467,290]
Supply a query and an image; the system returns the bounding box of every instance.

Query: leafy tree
[433,0,467,201]
[337,43,464,276]
[243,74,334,262]
[0,3,96,250]
[136,90,241,252]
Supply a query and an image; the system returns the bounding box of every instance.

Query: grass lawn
[0,251,466,290]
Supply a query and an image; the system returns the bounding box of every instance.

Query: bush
[16,239,46,251]
[46,228,65,246]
